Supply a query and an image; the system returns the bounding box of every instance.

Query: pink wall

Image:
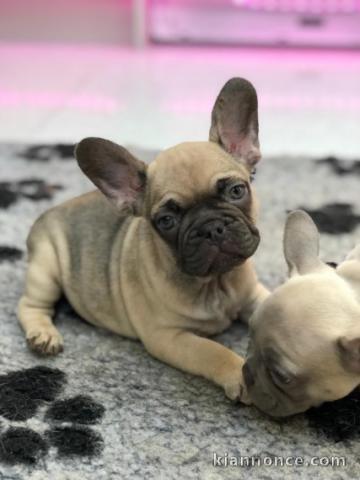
[0,0,133,44]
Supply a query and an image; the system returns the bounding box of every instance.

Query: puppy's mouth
[182,247,244,276]
[179,221,260,277]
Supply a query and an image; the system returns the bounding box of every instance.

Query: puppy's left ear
[209,77,260,170]
[283,210,329,277]
[346,244,360,262]
[338,334,360,374]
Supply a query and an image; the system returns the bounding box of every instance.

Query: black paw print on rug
[0,366,105,465]
[19,144,75,162]
[0,179,63,209]
[0,246,23,263]
[316,156,360,176]
[305,389,360,443]
[295,203,360,234]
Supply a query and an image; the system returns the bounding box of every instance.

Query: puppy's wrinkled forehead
[147,141,250,209]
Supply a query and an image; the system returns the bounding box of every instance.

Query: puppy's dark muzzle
[177,202,260,276]
[242,362,255,389]
[187,218,259,254]
[194,219,227,245]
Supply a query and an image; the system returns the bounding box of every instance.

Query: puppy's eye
[229,183,246,200]
[269,367,292,386]
[157,215,176,230]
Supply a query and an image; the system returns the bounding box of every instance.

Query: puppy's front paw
[224,372,252,405]
[27,328,64,356]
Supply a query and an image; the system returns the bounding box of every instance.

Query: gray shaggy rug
[0,143,359,480]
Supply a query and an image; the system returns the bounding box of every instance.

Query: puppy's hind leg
[18,238,63,355]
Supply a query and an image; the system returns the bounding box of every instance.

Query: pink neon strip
[0,89,119,112]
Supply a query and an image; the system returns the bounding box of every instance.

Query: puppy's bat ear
[346,244,360,262]
[283,210,328,276]
[75,137,147,213]
[338,334,360,374]
[209,77,260,171]
[336,244,360,301]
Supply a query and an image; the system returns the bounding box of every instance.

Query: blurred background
[0,0,360,157]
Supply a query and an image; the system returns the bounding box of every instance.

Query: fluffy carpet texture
[0,143,359,479]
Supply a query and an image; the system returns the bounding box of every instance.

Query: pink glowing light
[261,93,360,110]
[164,99,212,114]
[232,0,360,13]
[0,89,120,112]
[164,93,360,114]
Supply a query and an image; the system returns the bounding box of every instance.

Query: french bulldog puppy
[18,78,269,403]
[243,210,360,416]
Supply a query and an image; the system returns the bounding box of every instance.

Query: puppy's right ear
[209,77,260,171]
[75,137,147,212]
[283,210,328,276]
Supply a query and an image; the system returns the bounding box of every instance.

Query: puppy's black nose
[197,220,225,243]
[243,362,255,388]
